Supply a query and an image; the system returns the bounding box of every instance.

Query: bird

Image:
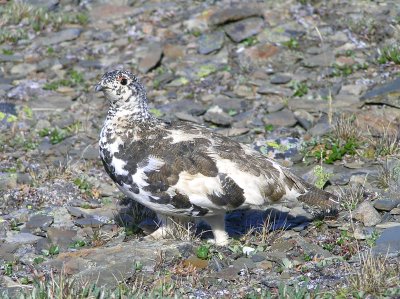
[95,69,339,246]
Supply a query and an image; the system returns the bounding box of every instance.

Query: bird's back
[99,118,337,217]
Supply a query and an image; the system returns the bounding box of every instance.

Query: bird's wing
[113,121,335,216]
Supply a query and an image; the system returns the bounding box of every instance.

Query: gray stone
[263,109,297,127]
[198,31,225,55]
[0,173,17,191]
[74,217,105,228]
[47,228,77,249]
[203,106,233,126]
[309,122,333,137]
[361,77,400,108]
[251,254,266,263]
[30,94,75,111]
[224,17,264,43]
[0,54,23,62]
[45,240,192,287]
[209,5,263,26]
[16,173,32,185]
[138,42,163,73]
[293,109,314,130]
[372,226,400,257]
[5,232,43,244]
[294,235,333,258]
[10,63,37,76]
[7,80,48,101]
[81,144,100,160]
[303,52,335,68]
[175,112,201,124]
[373,199,399,212]
[21,0,59,10]
[266,103,285,113]
[36,28,82,46]
[25,214,54,230]
[353,201,382,227]
[270,74,292,84]
[232,257,256,270]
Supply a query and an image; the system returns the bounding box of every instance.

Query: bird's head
[95,70,148,112]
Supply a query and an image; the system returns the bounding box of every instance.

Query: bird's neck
[105,94,156,124]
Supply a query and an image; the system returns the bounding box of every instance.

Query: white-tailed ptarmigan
[95,70,338,246]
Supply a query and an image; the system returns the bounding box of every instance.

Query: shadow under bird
[95,70,339,246]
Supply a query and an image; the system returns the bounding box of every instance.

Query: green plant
[33,257,45,264]
[377,44,400,65]
[290,81,308,97]
[69,240,86,249]
[283,37,299,50]
[241,36,258,47]
[3,262,13,276]
[311,138,359,164]
[366,230,380,247]
[41,245,59,256]
[336,230,351,246]
[264,124,274,132]
[1,49,13,55]
[73,177,91,192]
[314,165,332,189]
[196,244,210,260]
[149,108,164,118]
[38,127,67,144]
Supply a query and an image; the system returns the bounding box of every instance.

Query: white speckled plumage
[96,70,338,245]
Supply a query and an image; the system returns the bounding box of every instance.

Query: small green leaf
[33,257,45,264]
[196,245,210,260]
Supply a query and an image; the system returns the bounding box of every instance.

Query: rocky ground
[0,0,400,298]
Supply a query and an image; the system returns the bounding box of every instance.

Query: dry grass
[375,158,400,191]
[346,249,400,296]
[365,124,400,157]
[338,182,366,211]
[333,113,361,143]
[241,212,287,245]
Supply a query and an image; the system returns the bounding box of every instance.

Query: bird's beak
[95,83,104,92]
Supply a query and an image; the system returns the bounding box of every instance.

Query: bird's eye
[120,78,128,85]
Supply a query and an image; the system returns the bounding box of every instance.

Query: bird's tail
[283,168,339,216]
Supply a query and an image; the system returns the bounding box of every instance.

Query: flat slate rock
[361,77,400,100]
[224,17,264,43]
[373,199,399,212]
[197,30,225,55]
[25,214,54,230]
[372,226,400,257]
[35,28,82,46]
[5,233,43,245]
[45,240,192,287]
[138,42,163,73]
[208,5,263,26]
[263,109,297,127]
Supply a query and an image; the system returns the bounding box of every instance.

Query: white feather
[164,129,201,144]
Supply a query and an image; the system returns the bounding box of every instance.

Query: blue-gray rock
[37,28,82,46]
[224,17,264,43]
[209,6,263,26]
[25,214,54,230]
[5,233,43,244]
[353,201,381,227]
[372,226,400,257]
[373,199,399,212]
[309,122,333,137]
[138,42,163,73]
[0,54,23,63]
[361,77,400,102]
[270,74,292,84]
[263,109,297,127]
[198,31,225,55]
